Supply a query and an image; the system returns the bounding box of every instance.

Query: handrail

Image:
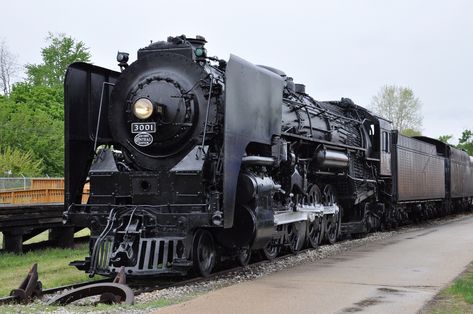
[0,183,89,205]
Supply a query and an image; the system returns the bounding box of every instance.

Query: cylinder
[236,172,279,204]
[315,148,349,168]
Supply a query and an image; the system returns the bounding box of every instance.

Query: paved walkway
[155,215,473,313]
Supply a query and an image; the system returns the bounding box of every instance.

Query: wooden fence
[0,178,89,204]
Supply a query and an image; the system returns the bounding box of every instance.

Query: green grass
[0,243,102,297]
[423,263,473,313]
[448,271,473,304]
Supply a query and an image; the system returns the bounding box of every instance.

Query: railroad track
[0,278,112,305]
[0,246,313,306]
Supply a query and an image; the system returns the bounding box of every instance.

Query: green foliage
[10,82,63,120]
[0,146,43,176]
[457,130,473,155]
[401,128,422,137]
[0,32,91,176]
[439,135,453,144]
[25,32,91,87]
[371,85,422,133]
[0,96,63,176]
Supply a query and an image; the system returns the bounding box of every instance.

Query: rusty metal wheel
[47,283,134,305]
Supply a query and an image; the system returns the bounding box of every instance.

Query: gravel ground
[2,212,470,314]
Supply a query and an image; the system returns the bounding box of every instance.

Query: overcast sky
[1,0,472,141]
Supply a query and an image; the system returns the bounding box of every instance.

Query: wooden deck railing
[0,189,64,204]
[0,179,89,204]
[31,178,64,189]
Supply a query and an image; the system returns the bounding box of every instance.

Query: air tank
[315,148,349,169]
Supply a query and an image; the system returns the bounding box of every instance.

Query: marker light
[194,47,207,58]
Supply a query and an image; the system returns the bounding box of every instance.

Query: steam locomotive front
[65,36,226,277]
[109,36,214,171]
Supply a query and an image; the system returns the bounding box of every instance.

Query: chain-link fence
[0,177,63,191]
[0,177,31,191]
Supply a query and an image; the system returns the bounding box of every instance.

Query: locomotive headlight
[132,98,154,119]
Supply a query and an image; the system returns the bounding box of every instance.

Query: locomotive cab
[364,116,392,177]
[378,117,393,176]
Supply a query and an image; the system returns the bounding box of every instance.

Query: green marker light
[195,48,206,58]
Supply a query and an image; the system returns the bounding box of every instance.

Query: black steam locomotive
[64,35,473,278]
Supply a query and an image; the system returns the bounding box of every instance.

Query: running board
[274,204,339,226]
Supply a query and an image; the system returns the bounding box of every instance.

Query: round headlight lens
[132,98,154,119]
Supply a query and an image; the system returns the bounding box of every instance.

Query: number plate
[131,122,156,134]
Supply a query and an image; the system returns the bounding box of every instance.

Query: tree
[0,146,43,177]
[457,130,473,156]
[25,32,91,87]
[371,85,422,133]
[10,82,64,120]
[0,97,63,176]
[438,135,453,144]
[0,40,19,95]
[401,128,422,137]
[0,32,91,176]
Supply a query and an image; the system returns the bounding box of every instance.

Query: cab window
[382,131,390,153]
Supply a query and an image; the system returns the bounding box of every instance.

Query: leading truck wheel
[193,230,216,277]
[236,246,252,267]
[262,239,280,260]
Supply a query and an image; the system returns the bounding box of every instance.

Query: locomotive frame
[64,35,473,278]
